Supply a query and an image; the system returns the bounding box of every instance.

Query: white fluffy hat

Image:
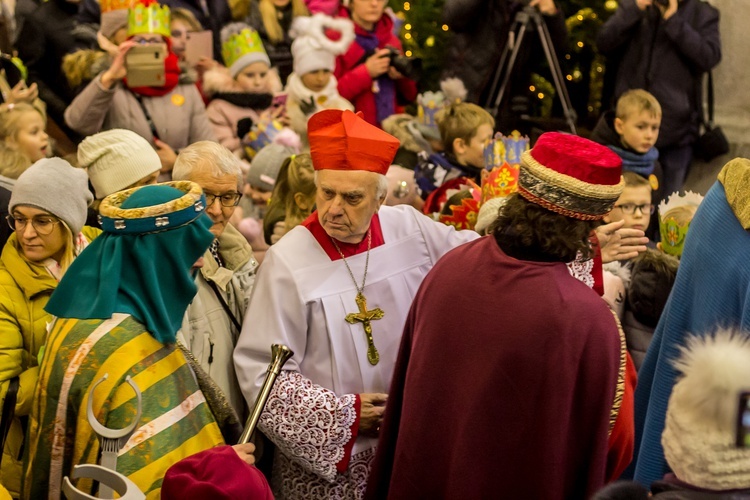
[290,14,355,76]
[661,329,750,490]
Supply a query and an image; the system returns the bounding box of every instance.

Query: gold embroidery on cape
[608,309,627,436]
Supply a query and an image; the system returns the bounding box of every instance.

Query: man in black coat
[597,0,721,199]
[441,0,567,117]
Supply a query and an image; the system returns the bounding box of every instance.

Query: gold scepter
[239,344,294,444]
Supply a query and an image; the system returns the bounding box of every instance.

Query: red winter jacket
[334,8,417,127]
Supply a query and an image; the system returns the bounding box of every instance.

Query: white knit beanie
[290,14,355,76]
[661,329,750,490]
[9,158,93,235]
[78,129,161,199]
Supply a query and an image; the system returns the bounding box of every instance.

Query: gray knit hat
[78,129,161,199]
[248,143,296,192]
[10,157,93,235]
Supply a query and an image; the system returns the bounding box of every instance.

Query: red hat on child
[161,445,273,500]
[308,109,400,175]
[518,132,624,220]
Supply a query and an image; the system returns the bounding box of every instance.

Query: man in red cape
[366,132,636,499]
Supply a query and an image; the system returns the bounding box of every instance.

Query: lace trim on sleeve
[567,254,595,288]
[259,371,358,482]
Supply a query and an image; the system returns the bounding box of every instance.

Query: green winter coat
[0,226,100,496]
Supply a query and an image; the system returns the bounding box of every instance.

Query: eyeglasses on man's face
[612,203,655,215]
[204,192,242,208]
[6,214,61,235]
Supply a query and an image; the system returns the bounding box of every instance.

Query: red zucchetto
[308,109,400,175]
[518,132,625,220]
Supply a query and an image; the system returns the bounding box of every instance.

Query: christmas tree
[388,0,449,93]
[390,0,619,128]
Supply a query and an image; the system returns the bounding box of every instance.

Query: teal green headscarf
[45,184,214,344]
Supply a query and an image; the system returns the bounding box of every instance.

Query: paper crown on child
[102,0,131,13]
[242,119,285,160]
[416,78,468,142]
[221,24,271,78]
[519,132,624,220]
[290,14,355,76]
[308,109,400,175]
[128,0,170,38]
[482,131,529,202]
[658,191,704,257]
[436,178,481,230]
[416,91,446,141]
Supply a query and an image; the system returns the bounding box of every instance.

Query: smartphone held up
[126,43,168,87]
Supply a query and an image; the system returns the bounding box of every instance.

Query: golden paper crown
[417,91,445,130]
[437,179,481,231]
[128,0,171,38]
[102,0,131,14]
[222,28,268,71]
[658,191,704,258]
[481,131,529,203]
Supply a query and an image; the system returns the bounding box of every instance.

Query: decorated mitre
[658,191,704,257]
[242,119,284,160]
[482,131,529,203]
[128,0,170,38]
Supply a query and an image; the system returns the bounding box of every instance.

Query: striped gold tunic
[23,313,224,499]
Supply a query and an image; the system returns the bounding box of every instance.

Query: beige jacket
[177,223,258,418]
[64,74,215,150]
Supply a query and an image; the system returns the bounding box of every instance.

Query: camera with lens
[385,46,422,80]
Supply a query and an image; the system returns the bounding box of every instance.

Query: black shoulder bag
[694,71,729,162]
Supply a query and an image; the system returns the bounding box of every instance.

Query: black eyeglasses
[613,203,655,215]
[205,192,242,208]
[6,214,61,235]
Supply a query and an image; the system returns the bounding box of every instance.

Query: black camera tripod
[483,5,577,134]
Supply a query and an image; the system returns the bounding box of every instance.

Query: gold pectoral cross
[345,293,384,365]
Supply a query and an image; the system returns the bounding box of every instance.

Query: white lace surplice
[234,205,479,499]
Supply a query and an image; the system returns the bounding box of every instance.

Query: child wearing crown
[203,23,286,159]
[64,0,215,177]
[284,14,355,151]
[414,102,494,200]
[615,191,703,371]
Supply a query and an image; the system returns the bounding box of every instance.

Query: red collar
[302,211,385,261]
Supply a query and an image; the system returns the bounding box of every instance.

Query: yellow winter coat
[0,227,100,496]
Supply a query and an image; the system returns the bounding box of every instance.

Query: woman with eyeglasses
[63,0,215,180]
[0,158,98,496]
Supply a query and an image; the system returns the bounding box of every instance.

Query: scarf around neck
[286,72,343,112]
[355,29,394,124]
[608,144,659,177]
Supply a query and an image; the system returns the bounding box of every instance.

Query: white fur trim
[662,328,750,490]
[290,13,355,56]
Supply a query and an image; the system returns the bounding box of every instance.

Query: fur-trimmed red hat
[308,109,400,175]
[518,132,624,220]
